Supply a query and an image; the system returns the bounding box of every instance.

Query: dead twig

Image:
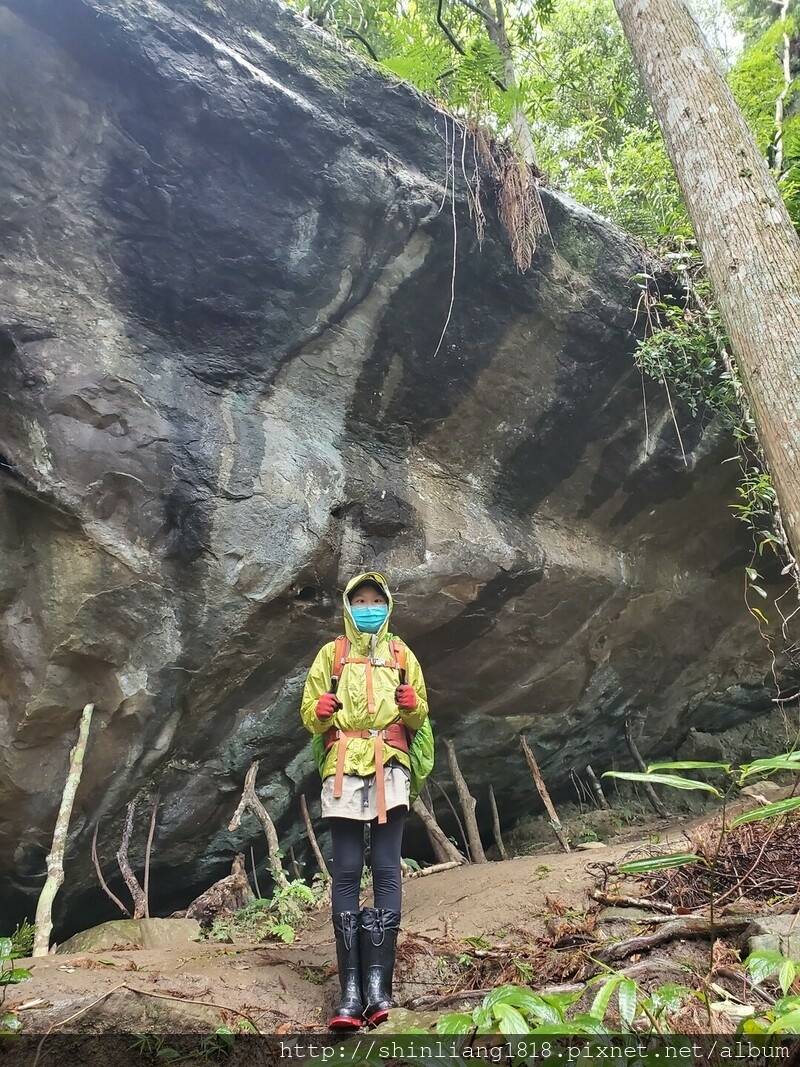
[625,716,669,818]
[91,822,131,918]
[586,764,610,810]
[228,761,289,889]
[411,796,465,865]
[488,784,508,860]
[300,793,329,879]
[404,861,462,878]
[519,734,570,853]
[444,738,487,862]
[591,889,677,914]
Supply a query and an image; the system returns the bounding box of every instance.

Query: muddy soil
[5,810,735,1038]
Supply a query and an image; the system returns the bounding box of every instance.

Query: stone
[57,918,202,954]
[0,0,793,935]
[747,914,800,958]
[575,841,608,850]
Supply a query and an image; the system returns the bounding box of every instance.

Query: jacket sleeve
[300,642,335,735]
[400,646,429,731]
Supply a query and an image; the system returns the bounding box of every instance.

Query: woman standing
[300,572,429,1029]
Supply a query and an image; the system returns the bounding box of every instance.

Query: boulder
[57,918,202,953]
[0,0,790,933]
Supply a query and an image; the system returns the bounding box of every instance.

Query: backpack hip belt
[323,723,410,824]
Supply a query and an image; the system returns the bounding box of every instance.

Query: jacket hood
[342,571,393,646]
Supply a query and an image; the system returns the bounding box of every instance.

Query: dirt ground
[5,811,733,1038]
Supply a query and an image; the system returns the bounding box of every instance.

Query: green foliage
[208,879,318,944]
[0,936,32,1035]
[739,947,800,1032]
[9,923,33,960]
[434,974,696,1035]
[605,752,800,874]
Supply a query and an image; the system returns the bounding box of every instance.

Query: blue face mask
[351,605,389,634]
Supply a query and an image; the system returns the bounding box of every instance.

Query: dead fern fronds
[472,126,548,271]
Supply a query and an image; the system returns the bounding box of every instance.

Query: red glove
[315,693,340,720]
[395,684,417,711]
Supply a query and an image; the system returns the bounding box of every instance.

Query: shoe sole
[329,1016,362,1030]
[364,1008,389,1027]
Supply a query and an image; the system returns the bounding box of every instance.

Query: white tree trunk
[613,0,800,554]
[33,703,94,955]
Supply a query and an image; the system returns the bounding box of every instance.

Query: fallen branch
[429,777,471,857]
[519,734,570,853]
[300,793,329,879]
[586,764,610,810]
[591,889,677,914]
[444,738,487,862]
[404,860,462,879]
[411,796,465,866]
[33,703,95,956]
[590,916,751,964]
[91,822,131,918]
[228,761,289,889]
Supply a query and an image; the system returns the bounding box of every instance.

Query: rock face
[0,0,781,932]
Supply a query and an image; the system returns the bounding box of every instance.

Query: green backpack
[310,636,434,802]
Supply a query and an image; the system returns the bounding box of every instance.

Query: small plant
[10,922,34,959]
[1,936,33,1035]
[209,879,318,944]
[739,949,800,1033]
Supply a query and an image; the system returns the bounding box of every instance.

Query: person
[300,572,429,1029]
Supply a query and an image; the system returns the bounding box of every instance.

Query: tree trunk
[613,0,800,556]
[33,703,94,955]
[228,761,289,890]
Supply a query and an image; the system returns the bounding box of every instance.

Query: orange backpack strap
[389,639,407,683]
[330,635,350,691]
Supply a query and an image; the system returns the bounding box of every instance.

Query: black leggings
[329,808,406,914]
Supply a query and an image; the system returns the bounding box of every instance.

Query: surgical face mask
[351,605,389,633]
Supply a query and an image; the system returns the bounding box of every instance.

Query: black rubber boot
[360,907,400,1027]
[329,912,364,1030]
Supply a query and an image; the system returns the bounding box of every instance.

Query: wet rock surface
[0,0,785,932]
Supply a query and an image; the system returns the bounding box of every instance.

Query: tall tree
[613,0,800,555]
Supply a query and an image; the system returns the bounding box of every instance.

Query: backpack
[310,636,434,802]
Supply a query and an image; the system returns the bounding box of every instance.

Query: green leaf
[745,949,787,984]
[618,852,705,874]
[0,939,12,962]
[618,979,638,1028]
[492,1002,531,1035]
[0,969,32,985]
[746,567,760,580]
[750,584,768,598]
[646,760,730,772]
[0,1012,23,1034]
[472,1005,492,1029]
[740,753,800,779]
[436,1013,474,1034]
[603,771,721,794]
[732,796,800,827]
[590,972,624,1020]
[768,1011,800,1032]
[779,960,796,995]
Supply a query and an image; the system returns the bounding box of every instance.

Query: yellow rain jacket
[300,572,429,780]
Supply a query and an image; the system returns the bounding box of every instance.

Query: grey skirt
[321,763,410,821]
